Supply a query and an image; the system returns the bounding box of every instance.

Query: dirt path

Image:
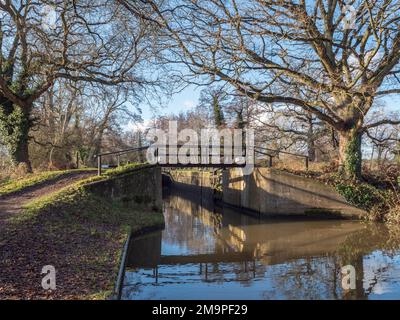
[0,167,163,299]
[0,171,96,228]
[0,170,125,300]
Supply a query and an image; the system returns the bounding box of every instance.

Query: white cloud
[125,119,155,132]
[183,99,195,109]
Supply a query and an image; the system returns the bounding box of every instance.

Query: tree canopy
[120,0,400,179]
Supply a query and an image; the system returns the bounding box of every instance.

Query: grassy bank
[0,168,97,197]
[0,164,164,300]
[0,163,147,197]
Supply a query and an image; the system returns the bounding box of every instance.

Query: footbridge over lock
[94,145,365,220]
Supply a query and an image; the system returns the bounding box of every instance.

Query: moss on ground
[0,163,164,300]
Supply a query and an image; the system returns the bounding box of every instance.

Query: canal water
[121,185,400,300]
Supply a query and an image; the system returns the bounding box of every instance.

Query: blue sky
[141,85,202,121]
[384,95,400,112]
[139,85,399,122]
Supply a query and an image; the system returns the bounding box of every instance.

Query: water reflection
[122,185,400,300]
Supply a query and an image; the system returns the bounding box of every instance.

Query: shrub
[333,175,400,222]
[385,190,400,224]
[333,176,389,221]
[387,204,400,224]
[335,181,385,211]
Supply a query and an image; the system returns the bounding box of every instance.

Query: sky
[142,85,202,120]
[127,82,399,132]
[127,84,202,131]
[137,85,399,118]
[383,95,400,112]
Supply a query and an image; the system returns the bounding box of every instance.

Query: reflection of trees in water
[258,223,400,300]
[122,271,156,300]
[337,223,389,262]
[162,190,400,299]
[336,223,400,263]
[260,256,341,300]
[335,222,400,299]
[380,224,400,255]
[232,261,267,285]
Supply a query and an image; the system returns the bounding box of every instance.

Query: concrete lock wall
[84,165,163,211]
[223,168,366,219]
[167,170,214,188]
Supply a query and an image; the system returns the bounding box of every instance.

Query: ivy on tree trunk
[0,101,33,172]
[338,129,362,181]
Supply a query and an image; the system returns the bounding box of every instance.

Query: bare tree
[0,0,157,171]
[197,85,228,128]
[365,107,400,168]
[252,103,333,161]
[120,0,400,180]
[223,95,256,130]
[31,79,143,169]
[30,80,83,168]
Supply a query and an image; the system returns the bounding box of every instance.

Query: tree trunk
[0,100,33,172]
[377,147,383,168]
[89,131,104,167]
[331,128,339,150]
[213,96,225,128]
[307,137,316,162]
[11,128,32,172]
[338,129,362,180]
[307,117,316,161]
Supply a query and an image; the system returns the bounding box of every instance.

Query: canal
[121,185,400,300]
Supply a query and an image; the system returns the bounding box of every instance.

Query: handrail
[254,146,309,170]
[94,146,149,158]
[94,144,309,175]
[255,146,308,158]
[94,144,244,158]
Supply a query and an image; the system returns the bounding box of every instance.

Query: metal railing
[95,146,149,176]
[94,144,309,175]
[254,146,309,170]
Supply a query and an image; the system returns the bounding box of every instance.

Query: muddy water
[121,186,400,300]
